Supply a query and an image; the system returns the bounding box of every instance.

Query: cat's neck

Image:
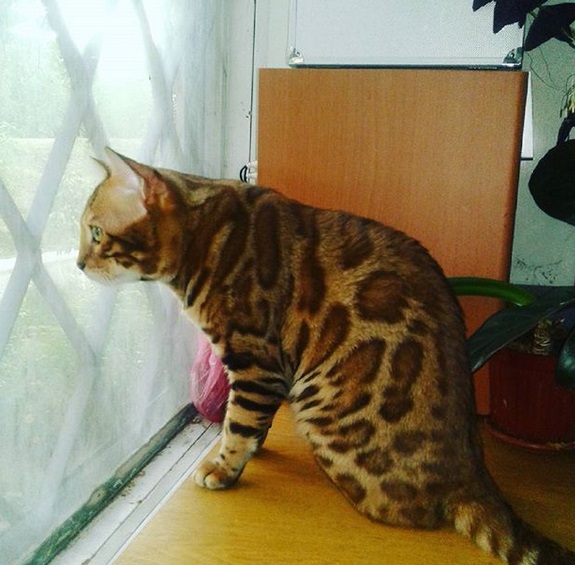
[167,181,252,302]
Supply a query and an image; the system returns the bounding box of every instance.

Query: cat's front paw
[193,458,239,490]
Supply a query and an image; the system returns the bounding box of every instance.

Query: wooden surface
[257,69,527,413]
[117,406,575,565]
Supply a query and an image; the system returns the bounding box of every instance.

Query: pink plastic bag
[190,334,230,422]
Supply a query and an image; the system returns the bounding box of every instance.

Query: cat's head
[77,148,181,284]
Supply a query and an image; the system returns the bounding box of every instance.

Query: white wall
[222,0,259,178]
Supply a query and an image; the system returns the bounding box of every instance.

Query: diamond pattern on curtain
[0,1,227,562]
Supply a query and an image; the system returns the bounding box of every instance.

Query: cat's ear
[104,147,145,191]
[104,147,173,212]
[91,157,110,175]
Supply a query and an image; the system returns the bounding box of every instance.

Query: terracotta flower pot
[487,348,575,451]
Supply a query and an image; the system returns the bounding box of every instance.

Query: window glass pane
[42,140,103,255]
[0,0,226,562]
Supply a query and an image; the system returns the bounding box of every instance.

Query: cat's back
[251,186,463,330]
[167,173,445,286]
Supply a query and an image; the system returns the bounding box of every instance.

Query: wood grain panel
[117,405,575,565]
[257,69,527,413]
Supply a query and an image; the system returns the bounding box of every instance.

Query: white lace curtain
[0,1,232,562]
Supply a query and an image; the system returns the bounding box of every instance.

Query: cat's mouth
[77,262,143,286]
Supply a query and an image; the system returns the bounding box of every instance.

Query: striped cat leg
[194,371,285,489]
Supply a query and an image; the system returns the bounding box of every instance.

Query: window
[0,1,252,562]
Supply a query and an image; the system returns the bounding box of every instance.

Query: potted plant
[448,277,575,450]
[463,1,575,450]
[487,317,575,450]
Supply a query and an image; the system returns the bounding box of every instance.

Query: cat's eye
[90,225,103,244]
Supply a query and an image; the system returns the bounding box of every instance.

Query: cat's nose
[76,259,86,271]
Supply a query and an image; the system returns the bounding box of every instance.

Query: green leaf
[467,287,575,374]
[449,276,535,306]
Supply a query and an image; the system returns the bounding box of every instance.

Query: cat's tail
[449,487,575,565]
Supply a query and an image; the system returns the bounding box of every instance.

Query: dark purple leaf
[493,0,547,32]
[529,140,575,226]
[473,0,493,11]
[524,4,575,50]
[558,326,575,389]
[557,114,575,145]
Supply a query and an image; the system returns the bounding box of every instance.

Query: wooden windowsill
[116,405,575,565]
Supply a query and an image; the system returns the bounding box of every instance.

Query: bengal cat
[77,148,574,565]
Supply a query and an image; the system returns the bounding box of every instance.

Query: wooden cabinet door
[257,68,527,413]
